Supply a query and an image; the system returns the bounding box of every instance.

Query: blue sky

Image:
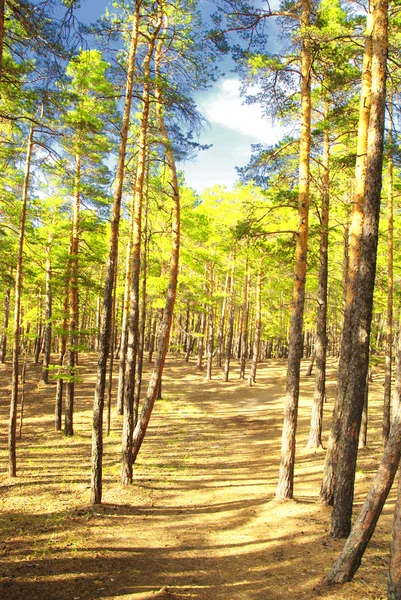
[75,0,284,195]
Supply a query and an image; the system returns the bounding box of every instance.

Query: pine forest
[1,0,401,598]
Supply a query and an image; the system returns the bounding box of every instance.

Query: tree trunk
[131,14,180,464]
[383,95,393,446]
[240,258,250,380]
[65,153,81,437]
[55,288,69,431]
[324,394,401,584]
[320,6,373,505]
[121,19,161,487]
[206,262,214,381]
[90,0,140,505]
[0,286,10,363]
[224,259,235,382]
[330,0,388,538]
[359,374,368,449]
[134,183,150,427]
[276,0,311,500]
[117,193,136,416]
[307,101,330,449]
[42,233,53,384]
[148,313,157,362]
[249,265,262,385]
[8,124,34,477]
[106,266,118,437]
[389,471,401,598]
[196,309,206,370]
[216,270,230,368]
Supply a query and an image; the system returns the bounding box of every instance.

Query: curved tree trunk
[121,16,161,486]
[131,8,180,464]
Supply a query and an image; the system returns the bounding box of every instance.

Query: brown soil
[0,355,391,600]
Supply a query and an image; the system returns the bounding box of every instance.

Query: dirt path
[0,356,391,599]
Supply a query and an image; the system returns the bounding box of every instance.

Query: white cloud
[197,78,283,144]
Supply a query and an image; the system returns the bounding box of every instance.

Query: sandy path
[0,356,391,599]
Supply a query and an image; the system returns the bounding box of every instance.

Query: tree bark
[249,265,262,386]
[0,286,10,363]
[383,95,393,446]
[55,288,68,431]
[389,471,401,598]
[240,258,250,380]
[308,101,330,449]
[224,259,235,382]
[65,153,81,437]
[330,0,388,538]
[206,262,214,381]
[90,0,140,505]
[320,5,373,505]
[8,124,34,477]
[121,16,161,486]
[41,232,53,384]
[216,270,230,368]
[324,396,401,584]
[276,0,311,500]
[131,11,180,464]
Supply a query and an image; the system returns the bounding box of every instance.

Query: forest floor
[0,354,393,600]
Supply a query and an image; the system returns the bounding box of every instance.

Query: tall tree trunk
[319,6,373,505]
[224,259,235,382]
[383,95,393,446]
[307,101,330,449]
[249,265,262,385]
[216,270,230,368]
[65,153,81,437]
[33,297,42,365]
[330,0,388,538]
[134,181,150,426]
[42,232,53,384]
[131,13,180,464]
[106,265,118,437]
[55,288,69,431]
[8,124,34,477]
[0,286,10,363]
[148,313,157,362]
[117,195,135,415]
[196,309,206,370]
[90,0,140,505]
[240,258,250,380]
[276,0,311,500]
[121,19,161,487]
[206,262,214,381]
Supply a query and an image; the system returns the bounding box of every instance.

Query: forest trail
[0,356,392,599]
